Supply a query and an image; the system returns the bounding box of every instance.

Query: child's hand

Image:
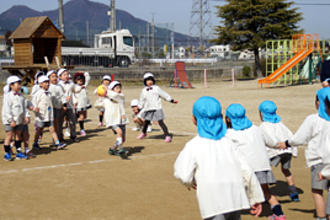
[10,121,16,128]
[34,107,40,113]
[172,100,178,104]
[319,172,325,181]
[121,115,126,121]
[25,117,30,124]
[66,96,71,102]
[63,106,67,111]
[276,142,286,149]
[250,203,262,217]
[28,106,34,111]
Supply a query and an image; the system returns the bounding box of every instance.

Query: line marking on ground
[0,151,179,175]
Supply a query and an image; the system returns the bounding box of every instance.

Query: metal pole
[58,0,64,33]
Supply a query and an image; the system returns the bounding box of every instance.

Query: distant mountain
[0,0,196,47]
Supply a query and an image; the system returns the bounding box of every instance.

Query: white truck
[62,29,135,67]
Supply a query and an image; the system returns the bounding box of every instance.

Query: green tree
[212,0,302,77]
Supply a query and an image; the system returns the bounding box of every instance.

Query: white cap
[34,71,45,80]
[108,81,121,90]
[3,84,9,94]
[7,76,21,85]
[144,72,154,79]
[103,75,111,81]
[38,75,49,83]
[46,70,56,77]
[57,68,67,77]
[130,99,139,107]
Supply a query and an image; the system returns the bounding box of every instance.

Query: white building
[175,46,186,58]
[206,45,230,59]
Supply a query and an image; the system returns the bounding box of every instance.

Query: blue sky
[0,0,330,39]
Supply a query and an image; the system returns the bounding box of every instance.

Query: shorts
[53,108,61,118]
[111,124,126,138]
[326,188,330,215]
[255,170,277,185]
[77,107,87,112]
[270,153,292,169]
[141,109,165,121]
[4,124,24,132]
[22,124,29,133]
[36,121,54,128]
[311,163,329,190]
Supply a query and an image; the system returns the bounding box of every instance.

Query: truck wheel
[119,57,129,68]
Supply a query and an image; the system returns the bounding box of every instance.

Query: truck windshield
[123,36,133,47]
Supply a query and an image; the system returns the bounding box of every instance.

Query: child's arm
[31,92,40,112]
[106,90,124,102]
[259,125,279,148]
[84,72,91,87]
[2,95,13,125]
[174,143,196,189]
[139,90,145,109]
[156,86,177,103]
[287,115,314,146]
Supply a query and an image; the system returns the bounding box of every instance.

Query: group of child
[2,71,177,160]
[174,86,330,220]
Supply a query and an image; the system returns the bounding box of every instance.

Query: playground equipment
[258,34,326,86]
[170,62,193,88]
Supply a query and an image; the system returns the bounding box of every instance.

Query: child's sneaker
[56,143,67,150]
[137,133,147,140]
[26,151,36,159]
[98,122,103,127]
[108,148,118,155]
[33,142,41,150]
[268,214,286,220]
[65,128,70,137]
[132,126,140,131]
[147,125,152,133]
[164,136,172,143]
[289,192,300,202]
[3,153,13,161]
[16,152,28,160]
[80,130,86,136]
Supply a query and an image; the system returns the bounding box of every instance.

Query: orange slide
[258,48,313,85]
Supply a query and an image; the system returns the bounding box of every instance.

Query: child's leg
[261,184,284,217]
[14,130,23,153]
[4,130,13,154]
[312,189,326,218]
[78,111,86,131]
[34,127,44,143]
[158,120,170,136]
[58,109,65,141]
[99,111,104,123]
[49,126,59,143]
[141,120,151,134]
[67,108,77,139]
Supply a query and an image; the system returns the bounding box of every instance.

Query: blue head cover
[21,86,29,95]
[258,100,281,123]
[317,87,330,122]
[225,103,252,131]
[192,96,227,140]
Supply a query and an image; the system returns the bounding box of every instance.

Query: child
[104,81,128,158]
[2,76,33,160]
[138,73,178,143]
[58,68,77,142]
[258,100,299,202]
[73,72,89,136]
[32,75,66,150]
[94,75,111,127]
[47,70,64,141]
[276,88,329,220]
[225,103,286,220]
[130,99,152,132]
[174,96,264,220]
[31,71,45,97]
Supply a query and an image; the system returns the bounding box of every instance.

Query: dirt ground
[0,80,325,220]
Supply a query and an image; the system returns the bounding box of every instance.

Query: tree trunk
[254,48,262,78]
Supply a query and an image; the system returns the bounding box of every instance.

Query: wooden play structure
[2,16,71,84]
[258,34,322,87]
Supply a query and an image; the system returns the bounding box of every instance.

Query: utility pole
[151,13,155,58]
[146,23,150,53]
[171,24,175,59]
[86,20,89,46]
[58,0,64,33]
[108,0,116,32]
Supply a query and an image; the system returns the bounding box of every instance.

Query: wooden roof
[10,16,64,39]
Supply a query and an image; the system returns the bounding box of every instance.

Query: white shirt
[139,85,172,111]
[48,83,64,109]
[32,89,53,123]
[59,80,75,109]
[174,135,264,219]
[288,114,326,167]
[74,85,89,109]
[104,91,128,127]
[226,125,272,172]
[259,122,297,159]
[319,121,330,178]
[31,84,41,97]
[2,91,27,125]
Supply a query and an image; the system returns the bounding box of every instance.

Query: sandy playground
[0,79,326,220]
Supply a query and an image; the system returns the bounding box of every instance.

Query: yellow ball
[97,85,107,96]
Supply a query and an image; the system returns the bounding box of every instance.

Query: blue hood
[258,100,281,123]
[317,87,330,122]
[193,96,227,140]
[225,103,252,131]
